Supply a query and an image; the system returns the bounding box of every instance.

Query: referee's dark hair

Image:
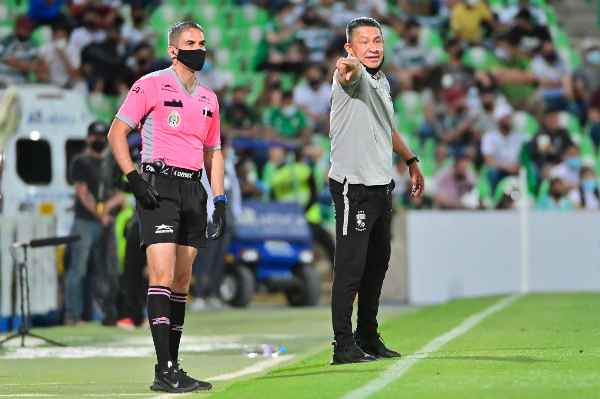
[168,21,204,46]
[345,17,382,42]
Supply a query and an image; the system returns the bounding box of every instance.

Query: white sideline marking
[342,295,521,399]
[208,354,294,381]
[0,395,58,397]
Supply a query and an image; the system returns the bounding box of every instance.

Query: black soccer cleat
[331,341,377,365]
[354,332,401,359]
[173,362,212,391]
[150,363,200,393]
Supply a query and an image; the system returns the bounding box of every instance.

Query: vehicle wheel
[285,264,321,307]
[219,264,255,307]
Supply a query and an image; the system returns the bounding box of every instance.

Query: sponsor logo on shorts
[174,170,193,179]
[155,224,174,234]
[356,210,367,232]
[167,111,181,128]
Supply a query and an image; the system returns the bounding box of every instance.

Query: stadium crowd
[3,0,600,212]
[2,0,600,326]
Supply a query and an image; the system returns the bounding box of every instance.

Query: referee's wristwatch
[406,156,419,166]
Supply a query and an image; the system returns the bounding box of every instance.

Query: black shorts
[137,172,208,249]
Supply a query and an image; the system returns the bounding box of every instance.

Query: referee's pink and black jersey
[116,66,221,171]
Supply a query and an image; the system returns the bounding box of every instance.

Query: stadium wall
[388,211,600,304]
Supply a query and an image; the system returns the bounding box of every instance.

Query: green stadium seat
[462,47,499,71]
[395,91,425,136]
[477,165,494,207]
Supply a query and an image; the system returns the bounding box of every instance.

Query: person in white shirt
[481,107,527,193]
[121,7,155,52]
[39,23,83,90]
[293,64,331,129]
[68,9,106,66]
[530,40,567,102]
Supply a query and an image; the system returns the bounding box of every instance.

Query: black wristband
[406,156,419,166]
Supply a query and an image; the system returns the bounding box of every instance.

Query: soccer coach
[329,17,424,365]
[108,21,224,393]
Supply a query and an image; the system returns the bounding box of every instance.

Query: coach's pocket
[346,184,367,205]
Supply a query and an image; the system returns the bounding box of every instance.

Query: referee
[108,21,224,392]
[329,17,424,365]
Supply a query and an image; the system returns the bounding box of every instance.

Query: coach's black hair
[168,20,204,46]
[345,17,383,42]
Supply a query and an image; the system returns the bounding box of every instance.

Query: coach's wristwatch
[406,156,419,166]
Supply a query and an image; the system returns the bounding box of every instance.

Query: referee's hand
[126,170,160,209]
[336,56,360,83]
[409,163,425,198]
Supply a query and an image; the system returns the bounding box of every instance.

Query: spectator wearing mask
[68,9,106,62]
[569,166,600,210]
[0,15,47,86]
[507,8,551,56]
[498,0,547,26]
[527,107,573,173]
[433,153,477,209]
[81,21,127,95]
[472,85,512,135]
[536,177,574,210]
[573,40,600,96]
[571,40,600,134]
[295,6,333,63]
[65,121,125,325]
[264,90,309,143]
[433,85,479,156]
[549,144,583,190]
[438,39,475,89]
[450,0,494,44]
[482,107,527,193]
[125,42,168,83]
[530,40,568,108]
[223,86,260,137]
[293,65,331,130]
[39,22,83,90]
[391,18,437,90]
[121,7,155,52]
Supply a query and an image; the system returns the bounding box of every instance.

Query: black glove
[207,200,226,240]
[126,170,159,209]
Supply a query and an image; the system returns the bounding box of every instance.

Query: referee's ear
[167,45,178,61]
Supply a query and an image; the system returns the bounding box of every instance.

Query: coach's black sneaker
[331,341,377,365]
[355,332,401,359]
[150,363,199,393]
[173,362,212,391]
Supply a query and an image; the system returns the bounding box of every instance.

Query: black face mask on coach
[176,48,206,71]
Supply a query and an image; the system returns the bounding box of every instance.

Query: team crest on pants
[356,210,366,232]
[168,110,181,128]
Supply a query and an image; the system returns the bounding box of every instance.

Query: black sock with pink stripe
[169,292,187,364]
[147,285,172,368]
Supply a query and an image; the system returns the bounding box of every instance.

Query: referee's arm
[392,129,425,197]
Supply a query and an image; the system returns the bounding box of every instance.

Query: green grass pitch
[1,293,599,398]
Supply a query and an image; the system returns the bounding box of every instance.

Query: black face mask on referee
[176,48,206,71]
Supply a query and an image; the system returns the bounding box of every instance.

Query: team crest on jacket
[168,110,181,128]
[356,210,367,232]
